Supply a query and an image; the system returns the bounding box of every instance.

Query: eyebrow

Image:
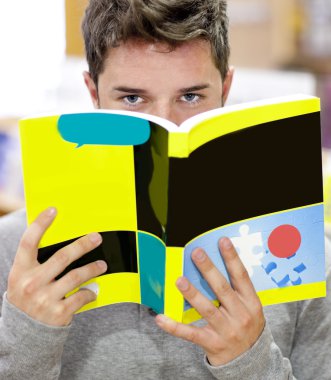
[112,86,148,94]
[178,84,210,93]
[112,84,211,94]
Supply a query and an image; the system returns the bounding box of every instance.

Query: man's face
[84,39,233,126]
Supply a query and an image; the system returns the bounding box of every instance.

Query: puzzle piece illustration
[231,224,265,277]
[262,250,307,287]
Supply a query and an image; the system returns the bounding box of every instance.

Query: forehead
[98,39,221,86]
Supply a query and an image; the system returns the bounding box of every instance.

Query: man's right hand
[7,207,107,326]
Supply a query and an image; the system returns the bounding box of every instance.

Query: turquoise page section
[58,113,151,147]
[138,232,166,314]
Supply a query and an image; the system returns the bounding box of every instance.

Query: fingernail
[89,232,102,244]
[155,314,169,325]
[193,249,205,262]
[46,207,57,217]
[96,260,107,271]
[222,237,233,249]
[176,277,189,291]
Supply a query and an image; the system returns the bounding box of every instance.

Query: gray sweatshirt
[1,210,331,380]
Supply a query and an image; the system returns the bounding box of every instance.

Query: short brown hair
[82,0,230,84]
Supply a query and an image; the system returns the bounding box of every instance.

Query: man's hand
[7,207,107,326]
[155,237,265,366]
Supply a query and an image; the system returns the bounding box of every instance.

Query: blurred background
[0,0,330,235]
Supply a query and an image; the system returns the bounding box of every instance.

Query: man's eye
[123,95,143,105]
[181,93,200,103]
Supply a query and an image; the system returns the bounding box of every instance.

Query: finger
[191,248,242,311]
[51,260,107,299]
[155,314,207,346]
[62,288,98,320]
[219,237,259,301]
[175,277,223,330]
[16,207,57,267]
[41,233,103,281]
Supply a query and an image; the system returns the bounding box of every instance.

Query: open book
[19,94,326,323]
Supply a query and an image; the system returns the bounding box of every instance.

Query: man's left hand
[155,237,265,366]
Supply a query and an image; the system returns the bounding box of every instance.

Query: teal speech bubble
[58,113,151,147]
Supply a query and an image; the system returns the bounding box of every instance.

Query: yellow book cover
[19,94,326,323]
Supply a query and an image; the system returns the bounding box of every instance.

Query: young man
[1,0,331,379]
